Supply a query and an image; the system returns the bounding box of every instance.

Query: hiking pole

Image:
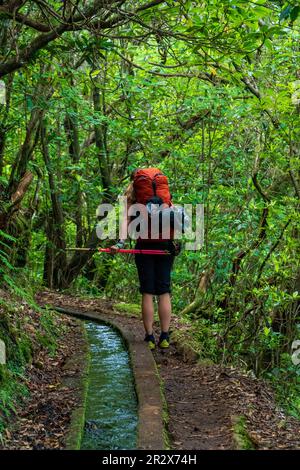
[98,248,171,255]
[66,247,171,255]
[66,248,97,251]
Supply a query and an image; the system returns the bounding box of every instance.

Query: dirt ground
[33,291,300,450]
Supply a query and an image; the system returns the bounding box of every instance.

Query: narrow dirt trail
[155,352,234,449]
[36,291,300,450]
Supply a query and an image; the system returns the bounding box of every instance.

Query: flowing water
[80,322,138,450]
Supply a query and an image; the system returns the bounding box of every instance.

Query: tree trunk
[0,73,14,176]
[64,110,84,247]
[180,269,214,316]
[92,81,111,201]
[41,121,67,289]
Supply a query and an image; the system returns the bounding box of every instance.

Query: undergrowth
[0,230,63,443]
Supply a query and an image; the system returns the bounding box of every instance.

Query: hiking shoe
[158,332,170,349]
[144,333,156,350]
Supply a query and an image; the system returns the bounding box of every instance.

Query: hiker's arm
[110,200,131,252]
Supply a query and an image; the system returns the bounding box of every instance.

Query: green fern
[0,229,16,243]
[0,239,12,250]
[0,253,14,270]
[0,229,30,301]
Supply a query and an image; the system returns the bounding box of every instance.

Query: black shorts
[134,240,175,295]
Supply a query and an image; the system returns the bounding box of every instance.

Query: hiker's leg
[154,245,174,335]
[158,293,172,332]
[142,293,155,334]
[135,247,155,335]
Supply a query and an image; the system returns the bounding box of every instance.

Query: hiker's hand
[110,245,120,254]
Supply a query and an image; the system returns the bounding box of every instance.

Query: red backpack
[133,168,172,206]
[132,168,173,241]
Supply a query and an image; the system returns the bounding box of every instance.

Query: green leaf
[91,70,101,78]
[290,6,300,22]
[0,240,11,249]
[280,5,292,21]
[264,327,271,336]
[0,230,16,242]
[264,38,273,51]
[0,253,14,270]
[26,95,33,111]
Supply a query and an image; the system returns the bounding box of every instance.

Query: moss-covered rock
[232,415,255,450]
[114,302,141,317]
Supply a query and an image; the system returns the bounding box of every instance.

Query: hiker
[110,168,180,350]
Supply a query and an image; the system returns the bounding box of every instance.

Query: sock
[145,333,155,341]
[160,331,169,340]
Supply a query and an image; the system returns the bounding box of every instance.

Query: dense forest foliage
[0,0,300,430]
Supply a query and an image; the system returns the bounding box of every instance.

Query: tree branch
[0,0,167,78]
[10,170,34,206]
[0,10,51,31]
[256,218,291,283]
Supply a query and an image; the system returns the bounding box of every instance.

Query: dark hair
[130,168,140,181]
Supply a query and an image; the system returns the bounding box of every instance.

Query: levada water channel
[80,322,138,450]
